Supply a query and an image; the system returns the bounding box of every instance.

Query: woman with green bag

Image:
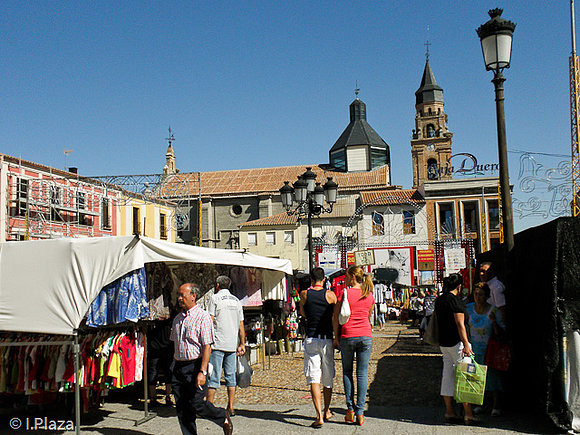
[434,273,479,425]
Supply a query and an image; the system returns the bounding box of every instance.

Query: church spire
[415,60,444,105]
[163,127,177,175]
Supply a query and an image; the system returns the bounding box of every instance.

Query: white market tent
[0,235,293,335]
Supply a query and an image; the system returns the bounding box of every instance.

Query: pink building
[0,154,120,241]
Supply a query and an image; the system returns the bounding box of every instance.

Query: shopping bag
[454,356,487,405]
[485,336,511,371]
[236,354,253,388]
[338,288,351,325]
[379,303,388,314]
[423,310,439,346]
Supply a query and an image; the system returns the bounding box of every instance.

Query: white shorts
[303,337,335,388]
[440,342,464,397]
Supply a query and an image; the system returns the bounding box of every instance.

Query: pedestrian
[299,267,337,428]
[434,273,478,426]
[466,282,505,416]
[479,262,506,321]
[206,275,246,416]
[170,283,233,435]
[332,265,375,426]
[420,288,436,340]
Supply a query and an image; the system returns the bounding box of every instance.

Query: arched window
[427,124,435,138]
[427,159,438,180]
[428,108,432,115]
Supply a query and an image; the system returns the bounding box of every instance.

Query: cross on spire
[425,25,431,61]
[354,81,360,99]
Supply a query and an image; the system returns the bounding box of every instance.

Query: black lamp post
[279,168,338,272]
[477,8,516,252]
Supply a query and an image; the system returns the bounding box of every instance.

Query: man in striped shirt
[171,283,233,435]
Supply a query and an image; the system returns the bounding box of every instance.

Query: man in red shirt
[170,283,233,435]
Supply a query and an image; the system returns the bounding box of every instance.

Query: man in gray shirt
[206,275,246,416]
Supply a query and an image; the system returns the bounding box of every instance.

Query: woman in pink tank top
[332,266,374,426]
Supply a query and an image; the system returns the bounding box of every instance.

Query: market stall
[0,235,292,434]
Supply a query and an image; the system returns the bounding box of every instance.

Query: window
[50,186,62,221]
[427,159,438,180]
[372,211,384,236]
[15,178,28,217]
[463,202,478,233]
[160,213,167,239]
[427,124,436,137]
[266,232,276,245]
[101,198,111,230]
[284,231,294,244]
[370,147,388,169]
[76,192,86,210]
[438,203,455,235]
[248,233,257,246]
[132,207,141,235]
[487,200,500,230]
[231,204,243,217]
[330,149,346,171]
[402,210,416,234]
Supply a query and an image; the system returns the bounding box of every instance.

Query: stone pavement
[59,402,556,434]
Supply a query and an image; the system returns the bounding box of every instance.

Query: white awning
[0,236,292,335]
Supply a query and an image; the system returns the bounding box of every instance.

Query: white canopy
[0,236,292,335]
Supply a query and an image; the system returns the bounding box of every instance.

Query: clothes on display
[146,262,177,320]
[0,332,145,398]
[86,268,149,327]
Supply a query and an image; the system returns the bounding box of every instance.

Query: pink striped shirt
[170,305,215,361]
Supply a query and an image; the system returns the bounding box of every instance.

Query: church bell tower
[411,58,453,188]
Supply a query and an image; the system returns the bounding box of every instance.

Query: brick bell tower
[411,57,453,188]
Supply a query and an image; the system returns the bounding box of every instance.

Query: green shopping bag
[454,356,487,405]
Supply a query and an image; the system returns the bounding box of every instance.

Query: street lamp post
[477,8,517,252]
[279,168,338,272]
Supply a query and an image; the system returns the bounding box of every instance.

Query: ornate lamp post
[279,168,338,272]
[477,8,516,251]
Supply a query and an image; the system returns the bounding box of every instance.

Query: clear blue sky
[1,1,574,231]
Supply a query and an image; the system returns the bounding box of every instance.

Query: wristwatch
[201,370,207,376]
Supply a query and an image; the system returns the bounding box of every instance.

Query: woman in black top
[434,273,477,425]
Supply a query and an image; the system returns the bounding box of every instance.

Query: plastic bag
[338,288,351,325]
[236,354,253,388]
[454,355,487,405]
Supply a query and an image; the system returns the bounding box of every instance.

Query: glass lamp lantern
[279,181,294,209]
[293,176,308,203]
[476,8,516,72]
[302,167,317,193]
[313,182,325,206]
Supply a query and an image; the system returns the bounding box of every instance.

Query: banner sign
[354,250,375,266]
[444,248,466,275]
[417,249,435,271]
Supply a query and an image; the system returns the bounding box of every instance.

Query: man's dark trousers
[172,359,226,435]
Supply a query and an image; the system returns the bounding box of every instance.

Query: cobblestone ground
[202,321,443,409]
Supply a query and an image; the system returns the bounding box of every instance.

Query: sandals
[344,410,355,423]
[464,416,482,426]
[310,421,324,428]
[323,411,334,422]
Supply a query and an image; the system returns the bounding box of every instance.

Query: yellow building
[118,194,176,242]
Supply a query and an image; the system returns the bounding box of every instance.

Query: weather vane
[425,25,431,61]
[165,126,175,147]
[354,81,360,98]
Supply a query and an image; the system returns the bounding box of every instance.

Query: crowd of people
[150,259,507,434]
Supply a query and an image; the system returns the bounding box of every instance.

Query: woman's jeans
[340,336,373,416]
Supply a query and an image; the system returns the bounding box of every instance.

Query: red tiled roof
[239,198,357,228]
[163,164,390,198]
[360,189,424,205]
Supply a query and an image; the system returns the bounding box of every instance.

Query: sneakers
[491,409,502,417]
[344,410,355,423]
[356,414,365,426]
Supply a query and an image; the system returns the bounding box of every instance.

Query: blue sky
[1,1,574,231]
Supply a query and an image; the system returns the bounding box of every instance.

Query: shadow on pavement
[235,408,314,427]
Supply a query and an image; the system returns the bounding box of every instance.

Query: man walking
[170,283,233,435]
[299,267,337,428]
[206,276,246,416]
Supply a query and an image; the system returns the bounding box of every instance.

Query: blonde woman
[333,266,375,426]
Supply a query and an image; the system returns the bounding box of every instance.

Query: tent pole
[73,332,81,435]
[135,324,156,426]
